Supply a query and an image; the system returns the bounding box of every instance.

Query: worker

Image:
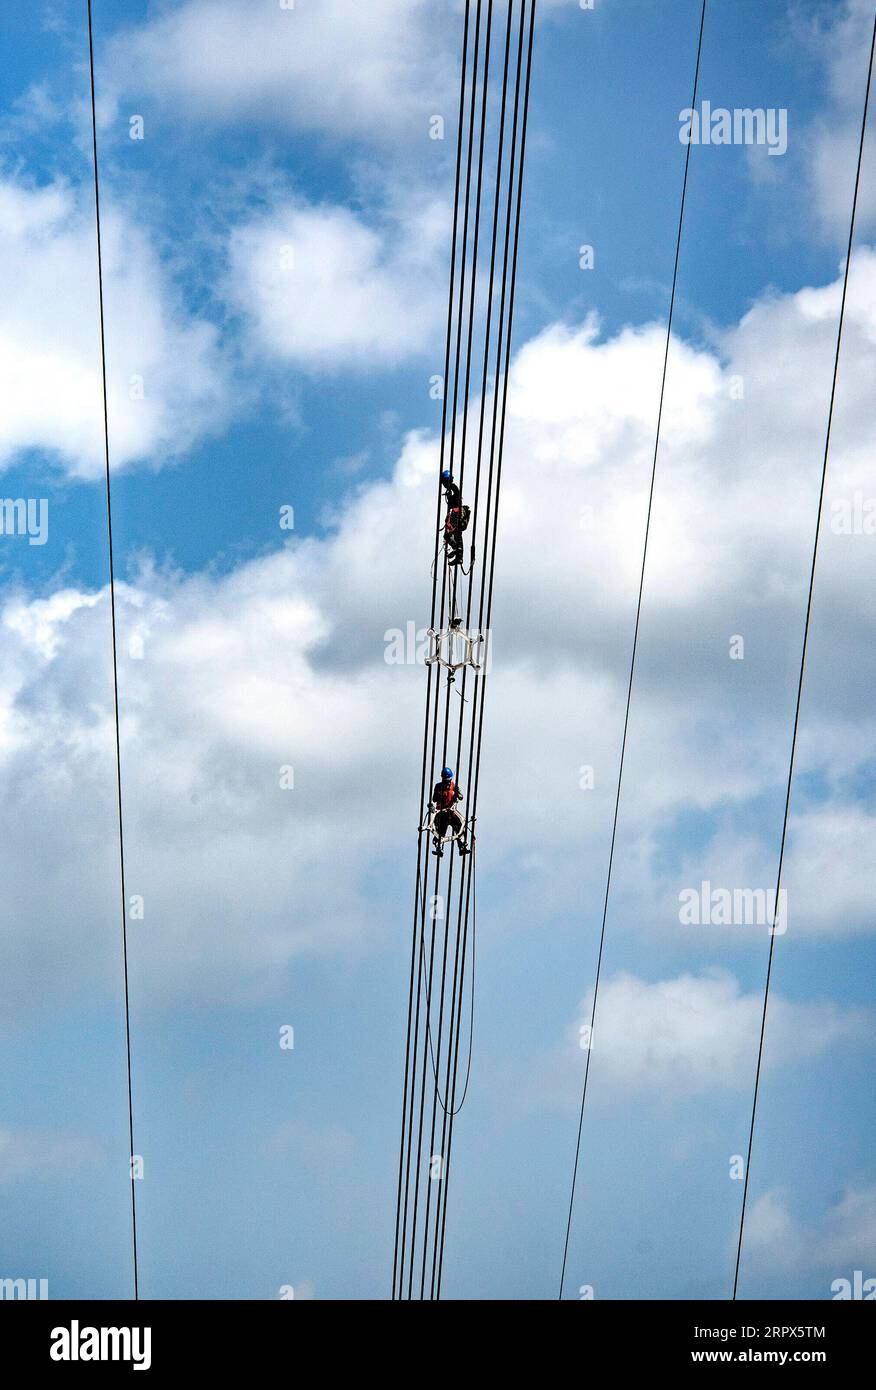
[430,765,468,856]
[441,470,469,567]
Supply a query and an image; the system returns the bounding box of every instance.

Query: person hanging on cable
[429,765,468,857]
[441,469,470,568]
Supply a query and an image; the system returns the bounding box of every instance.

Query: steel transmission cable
[406,5,495,1295]
[392,0,480,1298]
[431,0,537,1301]
[418,2,517,1133]
[86,0,139,1301]
[422,0,533,1298]
[406,0,498,1300]
[732,10,876,1301]
[420,0,512,1111]
[419,0,514,1128]
[394,0,536,1300]
[416,0,532,1301]
[414,0,496,1300]
[557,0,708,1301]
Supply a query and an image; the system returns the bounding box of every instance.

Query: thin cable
[558,0,708,1301]
[86,0,139,1302]
[447,848,476,1118]
[399,0,491,1297]
[415,0,521,1293]
[433,0,538,1300]
[732,11,876,1301]
[429,0,532,1292]
[419,0,513,1111]
[393,0,474,1299]
[412,2,492,1296]
[399,0,535,1300]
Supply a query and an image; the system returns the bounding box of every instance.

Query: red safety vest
[435,779,456,809]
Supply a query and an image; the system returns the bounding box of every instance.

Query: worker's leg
[456,816,469,855]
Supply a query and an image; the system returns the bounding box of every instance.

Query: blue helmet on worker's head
[441,469,452,482]
[442,766,453,780]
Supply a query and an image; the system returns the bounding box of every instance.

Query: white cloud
[102,0,454,143]
[0,546,425,1017]
[804,0,876,237]
[2,248,876,1020]
[746,1183,876,1276]
[536,971,867,1105]
[782,805,876,937]
[0,1126,104,1184]
[262,1119,356,1166]
[227,194,448,368]
[0,175,229,479]
[658,796,876,944]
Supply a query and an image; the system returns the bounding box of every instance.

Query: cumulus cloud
[101,0,454,143]
[535,971,867,1105]
[804,0,876,237]
[778,805,876,938]
[226,194,448,368]
[262,1119,356,1166]
[745,1182,876,1277]
[0,1126,104,1184]
[0,552,420,1018]
[0,176,228,479]
[2,245,876,1021]
[653,795,876,945]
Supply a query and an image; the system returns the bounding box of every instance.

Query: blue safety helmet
[441,469,452,482]
[442,766,453,780]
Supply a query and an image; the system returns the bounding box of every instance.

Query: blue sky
[1,0,875,1301]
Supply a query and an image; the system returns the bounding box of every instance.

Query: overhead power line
[396,0,488,1302]
[86,0,139,1302]
[392,0,476,1304]
[732,9,876,1302]
[558,0,709,1302]
[432,0,537,1302]
[393,0,537,1301]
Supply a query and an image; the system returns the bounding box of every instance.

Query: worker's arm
[443,482,461,508]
